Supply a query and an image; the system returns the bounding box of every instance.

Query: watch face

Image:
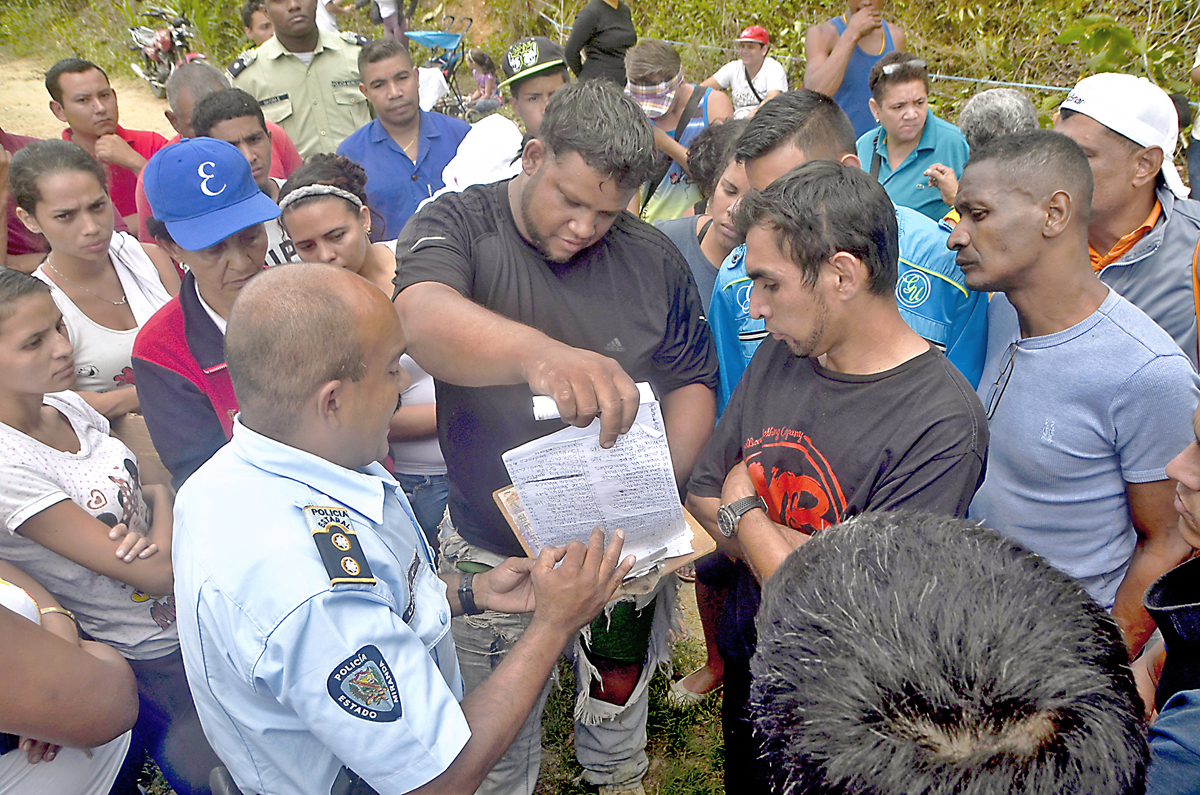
[717,505,736,538]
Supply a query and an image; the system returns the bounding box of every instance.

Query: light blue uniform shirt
[894,207,988,387]
[707,244,765,415]
[857,111,970,221]
[707,209,989,415]
[173,420,469,795]
[968,290,1200,609]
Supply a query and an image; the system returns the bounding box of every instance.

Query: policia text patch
[327,645,402,722]
[304,505,376,586]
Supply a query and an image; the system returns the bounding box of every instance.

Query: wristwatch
[716,495,768,538]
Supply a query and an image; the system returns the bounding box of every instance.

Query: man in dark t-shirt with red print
[686,161,988,792]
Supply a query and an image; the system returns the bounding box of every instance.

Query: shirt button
[320,130,327,136]
[439,610,449,624]
[411,174,418,181]
[313,99,318,105]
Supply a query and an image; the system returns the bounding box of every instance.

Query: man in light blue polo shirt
[338,38,469,240]
[856,52,969,221]
[172,263,633,795]
[710,90,986,412]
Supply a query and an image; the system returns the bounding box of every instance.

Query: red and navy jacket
[132,272,239,490]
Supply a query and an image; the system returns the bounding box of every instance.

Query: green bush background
[3,0,1200,123]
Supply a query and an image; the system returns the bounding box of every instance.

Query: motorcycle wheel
[150,61,170,99]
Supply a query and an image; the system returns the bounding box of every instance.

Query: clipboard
[493,484,716,597]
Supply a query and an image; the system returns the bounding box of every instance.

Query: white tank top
[0,579,39,624]
[35,232,173,393]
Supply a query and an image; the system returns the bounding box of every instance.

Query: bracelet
[39,606,76,622]
[458,571,483,616]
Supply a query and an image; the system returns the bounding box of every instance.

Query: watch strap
[458,571,483,615]
[728,495,767,518]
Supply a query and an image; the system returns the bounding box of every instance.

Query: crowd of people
[4,0,1200,793]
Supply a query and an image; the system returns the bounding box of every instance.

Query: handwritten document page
[501,391,691,566]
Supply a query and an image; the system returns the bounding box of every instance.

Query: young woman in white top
[10,140,179,419]
[279,154,449,543]
[0,268,218,795]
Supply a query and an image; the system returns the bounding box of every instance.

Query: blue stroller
[406,15,473,119]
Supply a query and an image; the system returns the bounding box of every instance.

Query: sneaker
[599,784,646,795]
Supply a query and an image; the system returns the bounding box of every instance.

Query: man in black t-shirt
[394,81,719,795]
[686,161,987,791]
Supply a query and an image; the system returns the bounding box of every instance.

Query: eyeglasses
[880,59,927,76]
[984,342,1017,420]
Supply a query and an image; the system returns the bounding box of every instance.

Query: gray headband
[277,183,364,212]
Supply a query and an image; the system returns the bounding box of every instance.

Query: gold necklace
[400,132,418,155]
[45,261,128,307]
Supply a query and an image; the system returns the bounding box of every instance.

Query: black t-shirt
[688,338,988,660]
[395,180,718,557]
[565,0,637,84]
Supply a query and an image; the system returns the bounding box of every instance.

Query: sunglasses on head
[881,59,927,76]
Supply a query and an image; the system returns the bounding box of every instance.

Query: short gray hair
[957,88,1038,150]
[166,61,230,114]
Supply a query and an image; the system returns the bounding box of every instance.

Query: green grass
[536,637,724,795]
[134,636,721,795]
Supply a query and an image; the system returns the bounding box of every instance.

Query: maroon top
[62,124,168,220]
[2,126,50,260]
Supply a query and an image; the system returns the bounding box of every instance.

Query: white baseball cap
[1061,73,1188,199]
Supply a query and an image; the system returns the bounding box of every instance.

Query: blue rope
[929,73,1071,92]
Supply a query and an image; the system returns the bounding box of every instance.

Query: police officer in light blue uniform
[172,262,634,795]
[175,422,469,794]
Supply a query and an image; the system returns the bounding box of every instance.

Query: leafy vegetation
[4,0,1198,123]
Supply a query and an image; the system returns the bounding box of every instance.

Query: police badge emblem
[327,645,402,722]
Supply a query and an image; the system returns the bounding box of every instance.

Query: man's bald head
[226,263,393,439]
[964,129,1094,226]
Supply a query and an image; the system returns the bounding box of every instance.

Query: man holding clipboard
[393,81,718,795]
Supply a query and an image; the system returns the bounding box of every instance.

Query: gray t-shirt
[656,215,717,317]
[968,289,1200,609]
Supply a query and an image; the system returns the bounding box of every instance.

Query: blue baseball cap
[143,138,281,251]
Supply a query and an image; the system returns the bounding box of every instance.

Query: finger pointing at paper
[523,341,641,449]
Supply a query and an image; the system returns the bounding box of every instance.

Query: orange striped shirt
[1089,201,1162,273]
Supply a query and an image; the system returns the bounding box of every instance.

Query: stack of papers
[502,385,692,574]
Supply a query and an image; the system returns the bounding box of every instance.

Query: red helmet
[736,26,770,47]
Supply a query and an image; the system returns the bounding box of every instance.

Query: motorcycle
[129,7,205,99]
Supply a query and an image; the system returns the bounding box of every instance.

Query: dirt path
[1,55,174,139]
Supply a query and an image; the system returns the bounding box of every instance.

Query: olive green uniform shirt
[230,31,372,158]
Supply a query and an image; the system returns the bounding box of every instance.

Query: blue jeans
[127,648,222,795]
[393,472,449,548]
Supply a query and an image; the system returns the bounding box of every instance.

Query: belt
[331,767,381,795]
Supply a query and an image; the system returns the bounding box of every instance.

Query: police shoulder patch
[228,50,256,78]
[342,31,371,47]
[327,645,402,722]
[304,505,376,586]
